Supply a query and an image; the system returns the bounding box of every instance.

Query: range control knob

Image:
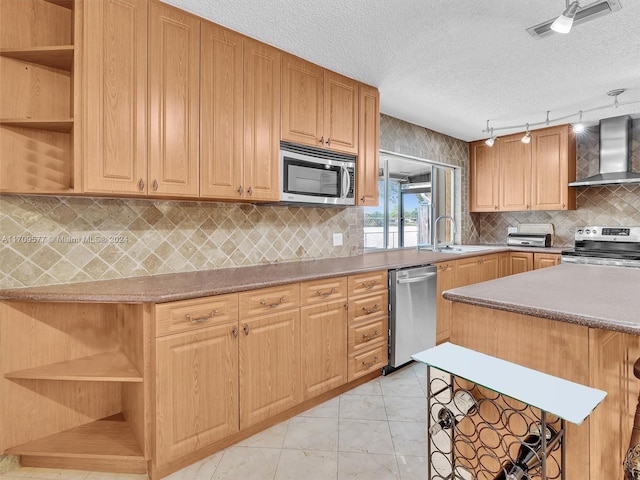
[592,229,598,234]
[585,229,591,234]
[577,229,583,234]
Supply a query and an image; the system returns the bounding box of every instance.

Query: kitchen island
[443,263,640,479]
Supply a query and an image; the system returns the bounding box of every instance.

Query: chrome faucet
[432,215,457,251]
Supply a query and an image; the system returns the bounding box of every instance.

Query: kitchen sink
[434,245,495,254]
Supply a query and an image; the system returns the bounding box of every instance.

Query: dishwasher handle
[396,272,437,284]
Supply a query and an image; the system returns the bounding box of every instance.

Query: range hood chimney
[569,115,640,187]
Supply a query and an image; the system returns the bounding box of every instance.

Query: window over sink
[364,151,456,250]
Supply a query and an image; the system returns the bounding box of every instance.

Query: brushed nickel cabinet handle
[362,304,380,315]
[243,324,250,335]
[138,179,145,191]
[362,357,379,369]
[362,330,380,341]
[185,310,218,324]
[260,296,286,308]
[316,288,336,298]
[237,186,244,195]
[153,179,159,191]
[362,281,378,290]
[232,326,239,338]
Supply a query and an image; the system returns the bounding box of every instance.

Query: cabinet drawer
[348,316,388,353]
[348,270,387,297]
[239,283,300,318]
[348,291,388,323]
[155,293,239,337]
[300,276,347,305]
[348,343,387,381]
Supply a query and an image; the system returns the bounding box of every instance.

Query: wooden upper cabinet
[469,140,499,212]
[281,54,324,148]
[83,0,148,195]
[243,37,281,202]
[356,84,380,206]
[499,133,531,211]
[200,23,244,199]
[323,70,358,154]
[531,124,576,210]
[148,2,200,198]
[281,55,358,155]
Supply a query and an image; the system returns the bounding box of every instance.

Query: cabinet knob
[494,205,498,210]
[247,186,253,196]
[562,203,566,208]
[526,204,530,209]
[152,180,159,192]
[360,196,365,203]
[326,138,331,146]
[319,136,325,145]
[232,326,239,338]
[243,324,250,335]
[138,179,145,191]
[237,186,244,196]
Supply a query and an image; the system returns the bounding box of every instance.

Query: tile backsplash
[472,121,640,247]
[0,196,361,289]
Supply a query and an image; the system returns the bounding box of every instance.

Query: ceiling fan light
[551,1,580,33]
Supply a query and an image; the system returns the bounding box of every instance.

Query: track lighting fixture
[485,128,496,147]
[482,89,639,141]
[573,111,585,133]
[551,1,580,33]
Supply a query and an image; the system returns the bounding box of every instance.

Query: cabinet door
[84,0,147,195]
[148,3,200,197]
[155,323,239,466]
[281,54,324,149]
[323,71,358,154]
[356,84,380,206]
[499,133,531,211]
[531,125,576,211]
[498,252,510,277]
[534,253,560,269]
[435,261,455,344]
[454,256,482,287]
[301,300,348,400]
[239,309,300,428]
[243,38,280,201]
[478,253,500,282]
[469,140,499,212]
[509,252,533,275]
[200,22,243,199]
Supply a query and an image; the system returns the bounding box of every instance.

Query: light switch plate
[333,233,343,246]
[507,227,518,234]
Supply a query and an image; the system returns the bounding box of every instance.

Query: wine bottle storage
[426,370,565,480]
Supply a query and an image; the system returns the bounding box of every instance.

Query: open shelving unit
[0,301,150,474]
[0,0,79,193]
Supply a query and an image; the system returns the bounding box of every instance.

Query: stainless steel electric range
[561,226,640,268]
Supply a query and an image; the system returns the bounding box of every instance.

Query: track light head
[573,111,585,133]
[521,124,531,144]
[551,1,580,33]
[485,128,496,147]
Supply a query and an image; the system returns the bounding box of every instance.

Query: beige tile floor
[0,363,431,480]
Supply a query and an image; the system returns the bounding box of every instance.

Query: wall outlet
[332,233,343,246]
[508,227,518,234]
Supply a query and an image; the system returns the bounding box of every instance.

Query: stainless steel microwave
[280,142,355,206]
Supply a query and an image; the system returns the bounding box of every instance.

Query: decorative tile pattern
[0,196,361,289]
[473,122,640,246]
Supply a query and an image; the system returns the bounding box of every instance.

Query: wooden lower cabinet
[239,309,301,428]
[510,251,533,275]
[435,261,455,344]
[301,299,348,400]
[454,253,499,287]
[155,322,239,466]
[534,252,561,269]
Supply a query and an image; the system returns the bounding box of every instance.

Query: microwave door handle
[341,166,350,199]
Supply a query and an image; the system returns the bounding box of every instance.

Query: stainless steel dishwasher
[386,264,437,373]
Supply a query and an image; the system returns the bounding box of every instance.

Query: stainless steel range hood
[569,115,640,187]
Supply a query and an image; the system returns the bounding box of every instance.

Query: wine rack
[426,369,565,480]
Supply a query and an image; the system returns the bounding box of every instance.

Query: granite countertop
[0,245,563,304]
[443,263,640,335]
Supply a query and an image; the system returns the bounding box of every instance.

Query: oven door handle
[341,166,351,199]
[397,272,438,284]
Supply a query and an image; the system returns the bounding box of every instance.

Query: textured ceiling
[163,0,640,141]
